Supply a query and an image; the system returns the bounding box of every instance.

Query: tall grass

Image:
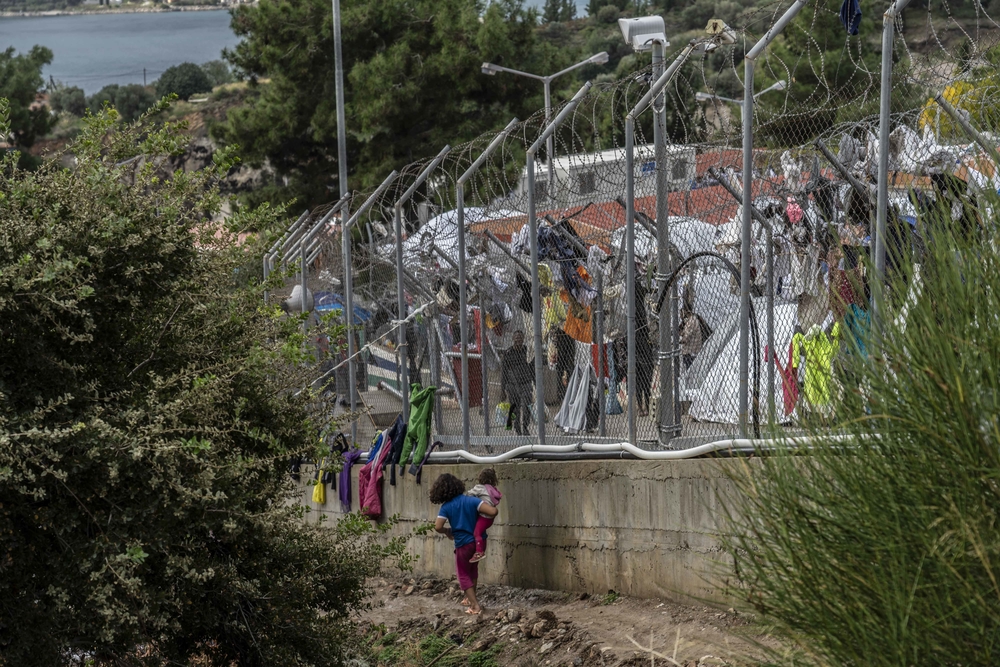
[720,196,1000,665]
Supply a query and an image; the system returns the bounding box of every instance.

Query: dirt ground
[359,576,775,667]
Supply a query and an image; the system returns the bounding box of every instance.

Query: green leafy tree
[0,46,53,168]
[216,0,584,206]
[156,61,213,101]
[88,83,157,122]
[201,58,235,87]
[543,0,575,22]
[49,83,87,116]
[0,100,407,665]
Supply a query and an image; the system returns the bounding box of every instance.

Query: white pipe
[354,435,859,464]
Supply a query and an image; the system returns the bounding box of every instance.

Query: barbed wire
[276,1,1000,451]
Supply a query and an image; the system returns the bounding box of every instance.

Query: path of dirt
[360,576,774,666]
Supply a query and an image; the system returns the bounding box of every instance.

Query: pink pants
[474,515,494,554]
[454,543,478,590]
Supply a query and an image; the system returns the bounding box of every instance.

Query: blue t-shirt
[438,494,485,548]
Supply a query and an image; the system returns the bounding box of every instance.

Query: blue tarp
[314,291,372,322]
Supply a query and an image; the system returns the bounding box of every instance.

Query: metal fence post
[625,40,704,445]
[264,211,309,304]
[343,171,399,442]
[874,0,912,326]
[480,285,491,436]
[739,0,807,438]
[651,40,678,446]
[393,146,451,422]
[457,120,518,446]
[528,83,592,445]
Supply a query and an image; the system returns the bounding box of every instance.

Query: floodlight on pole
[479,52,609,192]
[695,79,787,121]
[618,16,669,51]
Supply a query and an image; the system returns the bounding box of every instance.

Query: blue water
[0,10,239,93]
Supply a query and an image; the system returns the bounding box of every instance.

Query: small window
[671,158,689,181]
[533,180,548,200]
[576,171,596,195]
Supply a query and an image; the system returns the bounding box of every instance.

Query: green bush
[156,61,212,101]
[201,58,235,87]
[0,101,408,665]
[87,83,156,122]
[721,195,1000,665]
[49,84,86,116]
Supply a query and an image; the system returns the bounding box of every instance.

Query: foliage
[543,0,576,23]
[0,101,408,665]
[49,83,87,117]
[216,0,614,206]
[0,45,53,168]
[87,83,157,122]
[365,629,501,666]
[720,199,1000,665]
[156,61,213,101]
[201,59,235,87]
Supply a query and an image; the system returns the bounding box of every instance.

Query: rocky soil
[359,576,774,667]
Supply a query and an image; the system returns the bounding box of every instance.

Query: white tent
[683,300,797,424]
[609,215,719,262]
[395,206,521,271]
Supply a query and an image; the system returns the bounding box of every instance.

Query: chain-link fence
[269,0,1000,454]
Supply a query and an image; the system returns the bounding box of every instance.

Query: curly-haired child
[430,473,498,615]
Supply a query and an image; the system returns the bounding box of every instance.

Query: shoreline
[0,5,228,17]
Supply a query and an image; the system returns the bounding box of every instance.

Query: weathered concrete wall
[300,459,737,602]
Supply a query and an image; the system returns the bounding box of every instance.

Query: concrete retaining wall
[301,459,737,602]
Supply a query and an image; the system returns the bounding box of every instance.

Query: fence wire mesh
[270,1,1000,453]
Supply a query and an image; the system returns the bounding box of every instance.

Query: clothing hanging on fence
[839,0,862,35]
[537,226,597,305]
[384,415,408,486]
[510,224,530,259]
[563,293,593,344]
[844,304,870,359]
[554,341,594,434]
[514,272,533,313]
[339,447,363,512]
[771,343,800,417]
[792,330,806,387]
[358,429,392,519]
[799,324,840,406]
[399,384,437,475]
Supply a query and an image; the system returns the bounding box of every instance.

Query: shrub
[721,194,1000,665]
[0,101,407,665]
[87,83,156,122]
[49,83,86,116]
[201,58,235,87]
[156,61,212,101]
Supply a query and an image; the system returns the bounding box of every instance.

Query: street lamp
[481,51,610,193]
[695,79,786,121]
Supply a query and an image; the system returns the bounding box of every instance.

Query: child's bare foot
[461,597,470,606]
[469,552,485,563]
[465,607,481,615]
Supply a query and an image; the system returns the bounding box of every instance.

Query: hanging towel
[840,0,861,35]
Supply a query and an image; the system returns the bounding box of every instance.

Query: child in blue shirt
[430,473,497,615]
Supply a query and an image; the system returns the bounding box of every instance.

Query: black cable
[653,250,761,438]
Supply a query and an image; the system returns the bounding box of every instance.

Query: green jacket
[400,384,436,475]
